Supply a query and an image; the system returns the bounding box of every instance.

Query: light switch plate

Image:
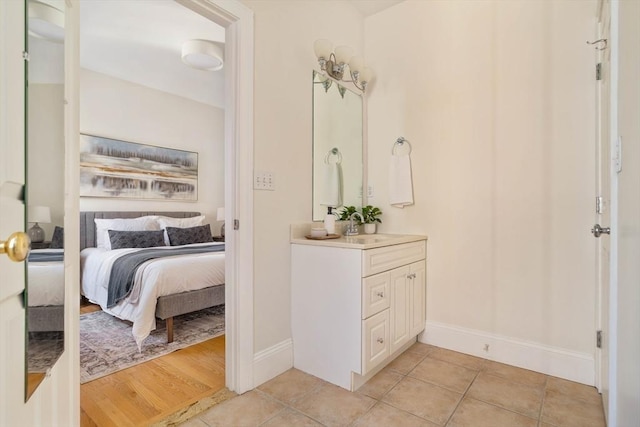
[254,171,275,190]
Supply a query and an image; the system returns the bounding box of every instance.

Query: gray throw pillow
[166,224,213,246]
[108,229,165,249]
[50,226,64,249]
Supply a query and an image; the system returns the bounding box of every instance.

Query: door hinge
[614,136,623,173]
[596,196,604,214]
[233,219,239,230]
[22,51,30,61]
[596,330,602,349]
[596,63,602,80]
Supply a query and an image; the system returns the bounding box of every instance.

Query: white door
[0,0,28,421]
[594,0,612,415]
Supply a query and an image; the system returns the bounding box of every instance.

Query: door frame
[605,0,620,423]
[594,0,619,423]
[178,0,255,393]
[594,0,611,398]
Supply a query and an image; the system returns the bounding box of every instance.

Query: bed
[80,211,225,348]
[28,248,65,332]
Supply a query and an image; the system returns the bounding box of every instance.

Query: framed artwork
[80,134,198,201]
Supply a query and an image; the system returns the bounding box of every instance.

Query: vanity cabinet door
[409,261,426,337]
[362,310,390,374]
[390,266,411,354]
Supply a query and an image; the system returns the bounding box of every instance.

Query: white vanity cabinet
[291,235,426,391]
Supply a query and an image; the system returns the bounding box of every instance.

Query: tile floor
[178,343,606,427]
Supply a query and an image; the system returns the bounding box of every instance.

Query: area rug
[28,331,64,372]
[80,304,225,384]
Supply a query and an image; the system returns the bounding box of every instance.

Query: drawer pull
[376,291,384,298]
[407,273,416,279]
[377,337,384,344]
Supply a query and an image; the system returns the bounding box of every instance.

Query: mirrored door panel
[25,0,65,400]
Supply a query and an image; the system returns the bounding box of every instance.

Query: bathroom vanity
[290,232,427,391]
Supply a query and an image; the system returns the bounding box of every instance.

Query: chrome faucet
[345,212,363,236]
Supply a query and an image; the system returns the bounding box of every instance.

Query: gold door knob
[0,232,30,262]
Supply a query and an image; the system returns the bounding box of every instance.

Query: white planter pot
[364,223,376,234]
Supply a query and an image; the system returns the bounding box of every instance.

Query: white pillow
[94,216,160,250]
[157,215,205,245]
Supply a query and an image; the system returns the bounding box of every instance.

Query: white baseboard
[421,321,595,386]
[253,338,293,388]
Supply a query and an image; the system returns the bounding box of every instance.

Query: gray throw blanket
[28,251,64,262]
[107,244,225,308]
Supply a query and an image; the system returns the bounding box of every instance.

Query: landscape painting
[80,134,198,200]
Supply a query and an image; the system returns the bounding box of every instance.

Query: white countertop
[290,232,427,250]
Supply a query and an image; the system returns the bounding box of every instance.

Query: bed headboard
[80,211,201,251]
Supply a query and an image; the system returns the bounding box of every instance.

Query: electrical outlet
[254,171,275,190]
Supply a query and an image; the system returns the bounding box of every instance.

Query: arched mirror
[312,70,363,221]
[25,0,65,400]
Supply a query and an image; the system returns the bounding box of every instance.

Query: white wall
[365,0,597,383]
[79,69,225,225]
[241,0,364,353]
[615,0,640,423]
[28,84,65,237]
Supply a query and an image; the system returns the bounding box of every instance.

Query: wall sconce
[313,39,374,92]
[217,207,225,238]
[27,205,51,243]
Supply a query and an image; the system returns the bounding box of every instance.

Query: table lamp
[217,207,225,238]
[27,205,51,243]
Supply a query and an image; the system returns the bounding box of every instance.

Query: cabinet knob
[407,273,416,279]
[376,291,384,298]
[377,337,384,344]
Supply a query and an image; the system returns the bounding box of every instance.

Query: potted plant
[337,206,360,222]
[361,205,382,234]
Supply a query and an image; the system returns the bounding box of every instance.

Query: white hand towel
[389,153,414,208]
[320,162,343,207]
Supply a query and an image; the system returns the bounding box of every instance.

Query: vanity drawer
[362,241,426,277]
[362,309,390,375]
[362,272,390,319]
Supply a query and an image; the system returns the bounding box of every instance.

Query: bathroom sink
[343,234,398,244]
[292,229,426,249]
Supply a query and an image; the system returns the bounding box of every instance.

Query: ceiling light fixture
[28,0,65,43]
[181,39,224,71]
[313,39,374,92]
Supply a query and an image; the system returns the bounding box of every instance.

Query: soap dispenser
[324,207,336,235]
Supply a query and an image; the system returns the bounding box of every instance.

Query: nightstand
[31,241,51,249]
[212,236,225,242]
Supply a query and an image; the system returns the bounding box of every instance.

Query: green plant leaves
[338,205,382,224]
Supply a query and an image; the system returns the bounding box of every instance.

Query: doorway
[78,0,254,423]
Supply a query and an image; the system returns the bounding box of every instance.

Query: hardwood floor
[80,299,226,427]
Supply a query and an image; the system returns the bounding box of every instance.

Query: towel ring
[392,137,412,155]
[325,147,342,165]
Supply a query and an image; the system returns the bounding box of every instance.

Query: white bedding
[28,249,65,306]
[81,242,225,348]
